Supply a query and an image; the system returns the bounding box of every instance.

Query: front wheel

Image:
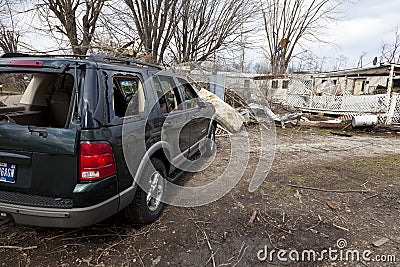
[124,158,166,225]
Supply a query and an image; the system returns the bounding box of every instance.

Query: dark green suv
[0,53,216,227]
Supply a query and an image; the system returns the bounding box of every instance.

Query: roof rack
[89,54,163,70]
[0,53,163,70]
[0,53,90,59]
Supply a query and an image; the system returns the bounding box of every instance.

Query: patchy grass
[275,155,400,191]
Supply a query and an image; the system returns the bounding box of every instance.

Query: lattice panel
[281,78,400,124]
[288,79,311,95]
[341,95,388,113]
[285,94,309,107]
[390,95,400,124]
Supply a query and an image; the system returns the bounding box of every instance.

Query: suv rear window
[0,72,77,128]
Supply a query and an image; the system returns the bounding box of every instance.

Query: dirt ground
[0,125,399,267]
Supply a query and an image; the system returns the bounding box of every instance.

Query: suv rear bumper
[0,194,119,228]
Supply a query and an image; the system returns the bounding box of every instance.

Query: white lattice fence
[285,79,311,108]
[311,95,342,110]
[284,78,396,123]
[341,95,388,113]
[387,95,400,124]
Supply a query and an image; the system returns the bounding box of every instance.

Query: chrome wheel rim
[146,172,163,212]
[210,131,215,151]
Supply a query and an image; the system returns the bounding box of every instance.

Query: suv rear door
[176,77,211,157]
[0,61,82,201]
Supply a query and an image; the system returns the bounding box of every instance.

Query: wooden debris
[247,210,257,226]
[297,120,346,129]
[333,223,349,232]
[326,201,340,210]
[202,230,217,267]
[372,237,390,247]
[0,245,37,250]
[288,184,374,193]
[293,190,302,203]
[330,131,353,137]
[151,256,161,267]
[341,122,353,131]
[359,194,379,203]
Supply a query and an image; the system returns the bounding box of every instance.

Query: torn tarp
[198,89,245,133]
[247,103,302,126]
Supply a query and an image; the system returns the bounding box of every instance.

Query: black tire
[203,124,216,157]
[124,158,166,225]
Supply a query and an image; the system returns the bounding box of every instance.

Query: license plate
[0,163,16,183]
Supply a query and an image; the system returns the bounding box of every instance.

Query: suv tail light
[79,141,116,181]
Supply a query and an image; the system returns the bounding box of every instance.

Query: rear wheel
[124,158,166,225]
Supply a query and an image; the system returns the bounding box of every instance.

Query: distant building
[171,62,260,102]
[309,64,400,96]
[254,64,400,124]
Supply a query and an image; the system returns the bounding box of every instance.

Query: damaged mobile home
[255,64,400,124]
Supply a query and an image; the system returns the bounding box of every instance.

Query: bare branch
[170,0,259,64]
[34,0,107,55]
[260,0,346,74]
[380,27,400,64]
[0,0,22,53]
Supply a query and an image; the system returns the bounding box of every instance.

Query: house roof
[253,63,400,80]
[309,64,400,78]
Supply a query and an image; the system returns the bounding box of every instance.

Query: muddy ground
[0,125,399,267]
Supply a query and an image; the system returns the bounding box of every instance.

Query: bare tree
[333,54,348,70]
[91,2,149,59]
[0,0,20,53]
[260,0,344,74]
[36,0,107,55]
[170,0,258,64]
[254,61,270,74]
[380,28,400,64]
[121,0,180,63]
[357,51,367,68]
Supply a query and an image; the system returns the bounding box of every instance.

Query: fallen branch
[333,223,350,232]
[45,230,79,241]
[96,238,127,264]
[232,242,248,267]
[0,245,37,250]
[247,210,257,226]
[202,230,217,267]
[359,194,379,203]
[288,184,374,193]
[132,246,145,267]
[187,210,217,267]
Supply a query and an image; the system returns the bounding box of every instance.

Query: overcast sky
[21,0,400,71]
[246,0,400,71]
[319,0,400,68]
